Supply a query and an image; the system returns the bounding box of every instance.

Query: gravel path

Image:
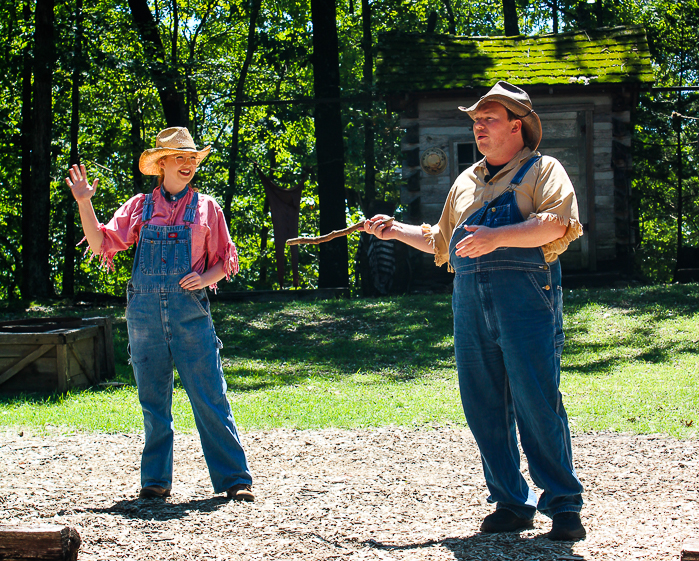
[1,428,697,560]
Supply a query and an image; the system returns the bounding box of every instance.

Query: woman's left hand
[179,272,206,290]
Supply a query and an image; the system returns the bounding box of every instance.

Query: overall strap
[183,191,199,224]
[141,193,154,222]
[463,155,542,227]
[509,155,542,188]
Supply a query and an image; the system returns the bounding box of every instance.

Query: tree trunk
[63,0,83,297]
[673,111,683,280]
[502,0,519,36]
[23,0,55,298]
[127,0,188,126]
[311,0,348,288]
[442,0,457,34]
[260,195,270,284]
[552,0,558,34]
[223,0,262,227]
[361,0,375,213]
[259,77,285,286]
[128,98,145,194]
[19,0,33,298]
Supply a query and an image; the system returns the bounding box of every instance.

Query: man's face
[471,101,523,162]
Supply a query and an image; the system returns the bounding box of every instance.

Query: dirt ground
[0,427,697,560]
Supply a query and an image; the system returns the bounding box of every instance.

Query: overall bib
[126,190,251,493]
[449,156,583,519]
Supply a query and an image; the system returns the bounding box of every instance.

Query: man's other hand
[454,225,501,258]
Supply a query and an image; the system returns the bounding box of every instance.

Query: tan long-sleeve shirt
[424,147,584,269]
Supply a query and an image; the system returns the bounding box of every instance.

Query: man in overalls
[364,81,586,541]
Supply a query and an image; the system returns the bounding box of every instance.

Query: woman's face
[159,154,199,192]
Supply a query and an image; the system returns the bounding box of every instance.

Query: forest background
[0,0,697,300]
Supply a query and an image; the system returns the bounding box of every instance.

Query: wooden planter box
[0,317,115,394]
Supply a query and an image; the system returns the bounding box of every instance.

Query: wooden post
[0,525,81,560]
[56,344,69,394]
[682,538,699,561]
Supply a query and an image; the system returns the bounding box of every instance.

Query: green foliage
[1,0,697,294]
[631,0,699,281]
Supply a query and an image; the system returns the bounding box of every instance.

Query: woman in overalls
[66,127,253,502]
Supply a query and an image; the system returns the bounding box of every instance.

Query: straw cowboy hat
[459,81,543,150]
[139,127,211,176]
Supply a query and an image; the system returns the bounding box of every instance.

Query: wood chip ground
[1,428,697,560]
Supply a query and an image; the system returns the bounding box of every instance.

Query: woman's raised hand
[65,164,98,202]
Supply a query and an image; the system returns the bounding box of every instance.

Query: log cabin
[375,25,654,288]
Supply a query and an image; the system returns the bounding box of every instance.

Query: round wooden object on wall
[420,148,447,175]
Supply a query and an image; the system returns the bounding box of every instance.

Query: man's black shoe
[547,512,586,541]
[480,509,534,533]
[138,485,171,499]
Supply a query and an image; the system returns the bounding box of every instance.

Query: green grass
[1,284,698,438]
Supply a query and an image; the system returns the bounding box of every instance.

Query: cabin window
[456,143,483,176]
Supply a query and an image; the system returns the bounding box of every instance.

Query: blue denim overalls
[449,156,583,519]
[126,187,251,494]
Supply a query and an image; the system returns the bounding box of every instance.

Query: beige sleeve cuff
[531,212,584,261]
[423,223,454,271]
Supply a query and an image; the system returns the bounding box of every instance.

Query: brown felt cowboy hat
[139,127,211,176]
[459,81,543,150]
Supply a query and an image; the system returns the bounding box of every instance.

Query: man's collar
[474,147,537,181]
[476,147,536,171]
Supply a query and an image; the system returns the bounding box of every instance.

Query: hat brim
[139,145,211,176]
[458,96,542,150]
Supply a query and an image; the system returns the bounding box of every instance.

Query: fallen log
[682,538,699,561]
[286,217,394,246]
[0,525,81,561]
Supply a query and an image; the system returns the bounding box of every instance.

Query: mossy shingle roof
[376,26,654,93]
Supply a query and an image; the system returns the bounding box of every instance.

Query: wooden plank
[0,345,54,387]
[60,326,99,345]
[542,120,579,138]
[56,345,68,394]
[0,525,80,560]
[68,345,97,385]
[98,319,115,381]
[0,333,66,345]
[0,357,60,375]
[0,317,82,332]
[0,345,57,359]
[0,327,98,346]
[419,126,469,137]
[585,109,597,272]
[92,325,105,384]
[537,103,595,113]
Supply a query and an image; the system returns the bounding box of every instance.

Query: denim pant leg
[168,290,252,494]
[453,272,538,519]
[127,292,176,489]
[491,265,583,518]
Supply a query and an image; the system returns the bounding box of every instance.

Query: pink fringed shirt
[92,186,238,288]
